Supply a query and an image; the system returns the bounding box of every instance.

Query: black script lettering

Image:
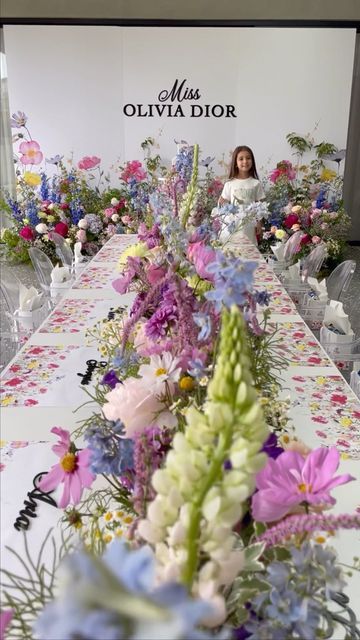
[14,472,57,531]
[226,105,236,117]
[158,79,201,103]
[77,359,107,386]
[191,105,203,117]
[123,104,136,117]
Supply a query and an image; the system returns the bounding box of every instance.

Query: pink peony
[54,222,69,237]
[39,427,95,508]
[19,226,35,241]
[19,140,43,165]
[78,155,101,170]
[283,214,299,229]
[120,160,147,183]
[252,446,354,522]
[104,207,115,218]
[103,353,180,436]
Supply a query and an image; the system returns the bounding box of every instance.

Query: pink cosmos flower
[187,241,216,281]
[251,446,354,522]
[19,140,43,165]
[78,156,101,170]
[0,610,13,640]
[19,226,35,241]
[39,427,95,508]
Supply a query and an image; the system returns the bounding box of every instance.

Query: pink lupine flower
[78,155,101,170]
[251,446,354,522]
[19,140,43,165]
[39,427,95,508]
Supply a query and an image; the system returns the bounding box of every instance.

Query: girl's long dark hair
[228,145,259,180]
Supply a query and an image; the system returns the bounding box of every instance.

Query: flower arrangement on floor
[259,132,351,269]
[1,144,359,640]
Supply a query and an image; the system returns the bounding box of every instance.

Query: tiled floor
[1,245,360,373]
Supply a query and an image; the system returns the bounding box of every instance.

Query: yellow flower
[27,360,40,370]
[339,417,352,428]
[0,440,7,448]
[275,229,286,240]
[295,344,306,351]
[118,241,148,267]
[315,377,327,385]
[179,376,195,391]
[23,172,41,187]
[104,512,113,522]
[103,533,113,544]
[1,395,16,406]
[321,168,337,182]
[47,215,55,223]
[115,528,124,537]
[310,402,320,411]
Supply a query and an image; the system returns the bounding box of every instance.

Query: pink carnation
[19,140,43,165]
[78,155,101,170]
[19,226,35,241]
[252,446,354,522]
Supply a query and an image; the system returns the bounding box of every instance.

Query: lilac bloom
[10,111,27,128]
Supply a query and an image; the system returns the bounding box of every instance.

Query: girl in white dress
[219,145,265,244]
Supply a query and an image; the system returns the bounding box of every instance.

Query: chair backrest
[0,266,21,313]
[301,243,327,281]
[49,231,74,268]
[326,260,356,302]
[283,230,304,263]
[28,247,55,291]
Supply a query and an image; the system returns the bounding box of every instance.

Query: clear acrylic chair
[28,247,62,308]
[0,285,29,371]
[49,231,74,271]
[283,243,328,303]
[0,266,21,317]
[326,260,356,302]
[283,230,304,264]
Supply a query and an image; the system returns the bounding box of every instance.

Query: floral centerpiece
[259,132,351,270]
[1,144,359,640]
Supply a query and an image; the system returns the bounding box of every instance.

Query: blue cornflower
[193,312,212,341]
[34,541,216,640]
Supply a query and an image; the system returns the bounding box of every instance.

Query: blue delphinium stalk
[175,145,195,184]
[40,172,49,200]
[34,541,218,640]
[6,197,23,223]
[205,254,258,309]
[25,199,40,226]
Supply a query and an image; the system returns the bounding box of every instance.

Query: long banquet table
[1,232,359,617]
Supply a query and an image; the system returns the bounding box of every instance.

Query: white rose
[35,223,48,234]
[111,213,119,223]
[110,197,119,206]
[78,219,88,230]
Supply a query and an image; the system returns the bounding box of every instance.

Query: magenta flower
[19,140,43,165]
[78,155,101,170]
[251,446,355,522]
[39,427,95,508]
[0,610,13,640]
[187,241,216,281]
[19,226,35,241]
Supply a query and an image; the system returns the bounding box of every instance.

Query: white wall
[3,26,356,181]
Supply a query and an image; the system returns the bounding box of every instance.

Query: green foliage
[286,132,313,155]
[314,141,338,159]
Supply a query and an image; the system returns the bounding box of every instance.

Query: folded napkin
[270,242,285,262]
[323,300,353,335]
[74,242,86,264]
[50,264,72,284]
[18,283,44,311]
[307,277,328,301]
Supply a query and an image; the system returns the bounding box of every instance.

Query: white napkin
[74,242,86,264]
[323,300,353,335]
[307,277,328,301]
[271,242,285,261]
[50,264,72,284]
[18,283,44,311]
